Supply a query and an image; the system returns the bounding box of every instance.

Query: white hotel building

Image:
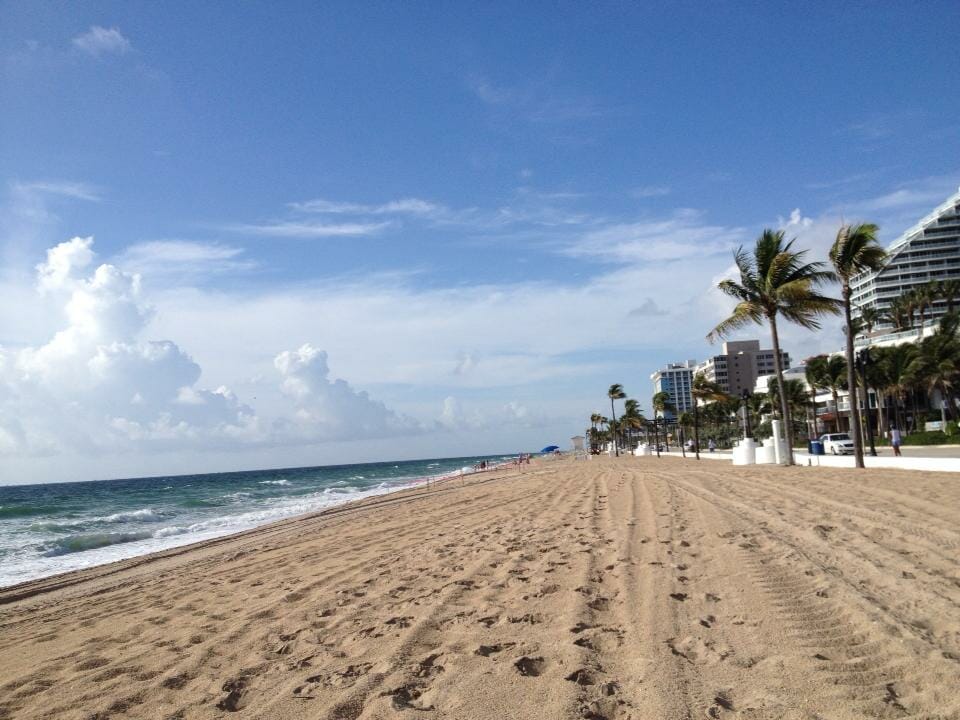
[851,187,960,347]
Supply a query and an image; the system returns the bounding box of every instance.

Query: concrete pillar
[771,420,783,465]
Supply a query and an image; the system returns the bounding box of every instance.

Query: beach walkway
[2,458,958,719]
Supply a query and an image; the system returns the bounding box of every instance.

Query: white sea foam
[259,479,290,486]
[0,476,425,588]
[99,508,164,523]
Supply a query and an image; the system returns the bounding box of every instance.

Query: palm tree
[910,313,960,429]
[876,343,918,432]
[830,222,885,469]
[859,306,886,336]
[690,373,728,460]
[709,229,839,465]
[888,296,913,331]
[939,279,960,313]
[651,391,674,457]
[607,384,626,456]
[767,377,814,439]
[621,399,645,451]
[807,355,849,434]
[910,283,936,339]
[677,411,694,457]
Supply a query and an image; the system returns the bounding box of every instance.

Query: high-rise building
[650,361,696,419]
[851,187,960,347]
[695,340,790,397]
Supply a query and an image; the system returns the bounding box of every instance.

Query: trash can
[809,441,824,456]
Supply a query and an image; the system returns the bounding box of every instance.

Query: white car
[820,433,855,455]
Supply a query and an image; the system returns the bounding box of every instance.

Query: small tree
[691,373,729,460]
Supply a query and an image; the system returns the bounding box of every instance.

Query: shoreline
[2,457,957,719]
[0,456,522,592]
[0,461,526,605]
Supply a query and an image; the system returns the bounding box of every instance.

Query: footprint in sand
[514,656,547,677]
[475,643,516,657]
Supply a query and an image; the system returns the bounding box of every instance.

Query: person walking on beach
[890,426,902,457]
[708,438,716,453]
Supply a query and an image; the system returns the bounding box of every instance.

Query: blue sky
[1,2,959,482]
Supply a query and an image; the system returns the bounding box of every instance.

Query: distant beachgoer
[708,438,716,453]
[890,427,902,457]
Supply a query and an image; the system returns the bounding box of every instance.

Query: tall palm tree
[607,384,626,456]
[651,391,674,457]
[690,373,728,460]
[709,229,839,465]
[830,222,885,469]
[910,283,936,339]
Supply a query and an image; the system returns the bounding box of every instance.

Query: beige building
[695,340,790,397]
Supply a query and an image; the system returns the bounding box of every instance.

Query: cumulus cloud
[0,238,414,458]
[274,344,420,441]
[72,26,131,57]
[438,396,545,431]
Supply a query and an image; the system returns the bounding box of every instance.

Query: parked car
[820,433,855,455]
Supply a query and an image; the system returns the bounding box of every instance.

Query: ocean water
[0,455,515,588]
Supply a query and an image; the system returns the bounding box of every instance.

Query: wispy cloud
[467,72,606,124]
[288,197,441,216]
[630,185,671,199]
[564,209,746,263]
[71,26,132,57]
[116,241,255,280]
[13,181,101,202]
[226,220,391,238]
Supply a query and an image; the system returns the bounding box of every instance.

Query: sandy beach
[2,457,959,720]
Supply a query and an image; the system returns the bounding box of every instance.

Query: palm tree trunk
[610,399,619,457]
[878,392,888,439]
[768,314,794,464]
[693,403,700,461]
[832,389,841,432]
[842,286,865,468]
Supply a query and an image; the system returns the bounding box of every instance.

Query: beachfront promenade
[1,457,958,719]
[652,444,960,472]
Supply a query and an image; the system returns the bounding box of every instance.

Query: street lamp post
[856,348,878,457]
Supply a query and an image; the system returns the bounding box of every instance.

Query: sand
[2,457,959,720]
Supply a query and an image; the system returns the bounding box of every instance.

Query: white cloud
[72,26,131,57]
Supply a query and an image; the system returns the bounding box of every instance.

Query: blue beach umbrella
[540,445,560,453]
